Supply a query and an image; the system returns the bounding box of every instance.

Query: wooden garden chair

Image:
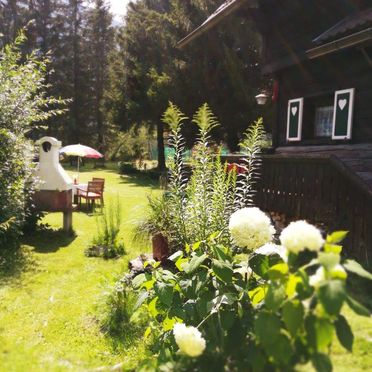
[92,178,105,206]
[78,181,104,210]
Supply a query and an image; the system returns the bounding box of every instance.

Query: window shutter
[286,98,303,141]
[332,88,355,140]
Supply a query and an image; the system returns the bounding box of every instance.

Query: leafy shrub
[85,198,125,259]
[108,125,154,162]
[0,31,65,249]
[132,214,372,371]
[118,162,139,175]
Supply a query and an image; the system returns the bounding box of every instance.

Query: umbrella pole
[77,156,80,181]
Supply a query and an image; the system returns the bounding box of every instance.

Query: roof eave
[307,27,372,59]
[177,0,253,49]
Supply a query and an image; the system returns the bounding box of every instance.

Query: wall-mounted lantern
[255,91,270,105]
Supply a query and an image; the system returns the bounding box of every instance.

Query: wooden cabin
[179,0,372,262]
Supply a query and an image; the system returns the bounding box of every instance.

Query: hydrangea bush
[132,208,372,371]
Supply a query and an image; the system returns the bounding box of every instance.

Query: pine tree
[85,0,114,154]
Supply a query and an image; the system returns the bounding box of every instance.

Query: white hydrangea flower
[279,220,324,253]
[173,323,206,357]
[234,263,252,279]
[255,243,287,262]
[228,207,275,250]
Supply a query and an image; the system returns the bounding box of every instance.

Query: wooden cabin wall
[274,46,372,146]
[258,0,364,68]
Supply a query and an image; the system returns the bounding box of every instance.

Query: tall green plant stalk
[162,102,188,247]
[235,117,265,209]
[138,103,264,252]
[210,154,237,239]
[93,197,122,247]
[187,103,219,243]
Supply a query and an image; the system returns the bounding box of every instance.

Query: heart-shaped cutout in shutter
[291,107,298,116]
[338,99,347,110]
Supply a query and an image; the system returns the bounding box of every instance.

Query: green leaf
[346,295,371,317]
[296,270,314,300]
[175,257,188,272]
[324,243,342,254]
[267,263,289,280]
[250,254,269,278]
[249,286,267,305]
[318,252,340,270]
[335,314,353,352]
[195,270,209,294]
[162,317,178,331]
[144,326,152,339]
[343,260,372,280]
[305,315,317,349]
[312,353,332,372]
[184,253,207,274]
[220,310,235,331]
[265,334,293,365]
[254,312,281,347]
[134,291,149,310]
[318,280,346,315]
[148,297,159,317]
[192,241,202,251]
[132,273,148,289]
[315,318,334,350]
[282,300,304,336]
[212,244,231,262]
[326,231,348,244]
[154,282,173,307]
[212,259,233,283]
[265,283,286,311]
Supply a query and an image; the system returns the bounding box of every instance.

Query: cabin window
[314,106,333,137]
[301,94,334,141]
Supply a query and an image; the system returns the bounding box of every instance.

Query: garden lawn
[0,163,160,371]
[0,164,371,371]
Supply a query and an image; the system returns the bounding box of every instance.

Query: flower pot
[152,232,169,261]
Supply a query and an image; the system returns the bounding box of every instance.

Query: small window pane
[314,106,333,137]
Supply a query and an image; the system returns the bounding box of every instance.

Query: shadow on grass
[119,173,160,190]
[22,227,77,254]
[0,244,35,284]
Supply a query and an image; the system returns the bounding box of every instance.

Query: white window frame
[332,88,355,140]
[286,98,303,142]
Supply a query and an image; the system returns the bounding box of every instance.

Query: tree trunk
[157,119,166,170]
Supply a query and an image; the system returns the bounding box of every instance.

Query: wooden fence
[254,155,372,264]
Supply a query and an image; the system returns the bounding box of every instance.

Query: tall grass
[88,197,125,258]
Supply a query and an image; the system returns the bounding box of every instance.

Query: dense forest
[0,0,267,169]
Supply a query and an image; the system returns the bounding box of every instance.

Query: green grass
[0,162,371,371]
[0,163,160,371]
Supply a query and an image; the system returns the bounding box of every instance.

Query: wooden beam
[177,0,255,49]
[307,28,372,59]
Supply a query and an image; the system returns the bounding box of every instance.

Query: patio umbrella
[60,144,103,178]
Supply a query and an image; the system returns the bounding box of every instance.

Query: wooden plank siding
[255,155,372,264]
